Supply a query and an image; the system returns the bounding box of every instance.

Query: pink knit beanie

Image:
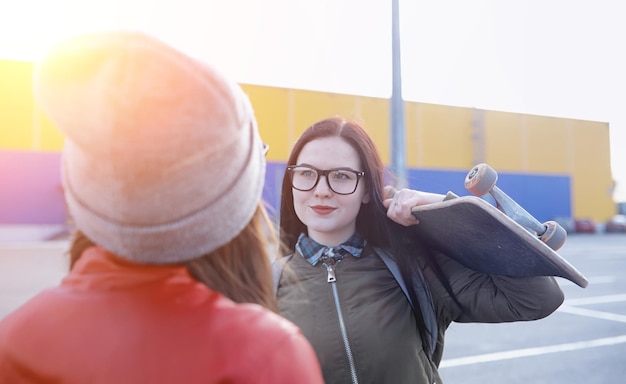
[34,31,266,263]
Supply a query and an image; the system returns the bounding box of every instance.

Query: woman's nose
[313,175,332,196]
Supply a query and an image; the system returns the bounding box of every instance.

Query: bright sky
[2,0,624,202]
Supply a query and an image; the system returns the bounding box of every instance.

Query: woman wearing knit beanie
[0,31,323,384]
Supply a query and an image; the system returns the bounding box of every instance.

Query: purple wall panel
[0,150,66,224]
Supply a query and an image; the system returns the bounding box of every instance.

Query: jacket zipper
[322,249,359,384]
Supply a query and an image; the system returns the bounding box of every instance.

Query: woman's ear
[361,192,370,204]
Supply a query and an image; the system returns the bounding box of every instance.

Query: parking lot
[440,233,626,383]
[1,234,625,383]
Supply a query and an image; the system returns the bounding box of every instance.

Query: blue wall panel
[406,169,470,196]
[0,150,66,224]
[490,172,572,222]
[263,162,286,218]
[407,168,571,223]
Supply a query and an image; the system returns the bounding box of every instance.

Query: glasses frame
[286,165,365,195]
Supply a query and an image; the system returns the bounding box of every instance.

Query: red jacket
[0,247,323,383]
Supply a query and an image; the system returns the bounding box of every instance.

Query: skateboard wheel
[540,221,567,251]
[465,163,497,196]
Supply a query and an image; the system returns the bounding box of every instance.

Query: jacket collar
[62,246,197,291]
[295,232,366,266]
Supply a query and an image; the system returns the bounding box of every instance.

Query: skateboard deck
[411,195,588,288]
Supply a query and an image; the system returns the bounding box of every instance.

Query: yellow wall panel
[0,60,36,149]
[292,90,358,130]
[409,103,473,169]
[570,121,613,221]
[357,97,389,164]
[524,115,569,174]
[255,89,390,163]
[1,61,64,151]
[241,84,290,161]
[288,90,352,154]
[35,107,65,151]
[484,111,525,171]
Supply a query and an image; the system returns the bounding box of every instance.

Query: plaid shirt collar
[295,232,367,266]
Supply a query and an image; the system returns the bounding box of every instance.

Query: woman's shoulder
[210,299,318,362]
[219,302,323,382]
[215,298,303,336]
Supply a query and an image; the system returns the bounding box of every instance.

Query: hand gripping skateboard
[410,163,588,288]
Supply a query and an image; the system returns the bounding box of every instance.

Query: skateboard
[410,163,588,288]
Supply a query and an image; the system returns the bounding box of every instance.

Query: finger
[383,185,397,208]
[383,185,397,199]
[408,206,420,225]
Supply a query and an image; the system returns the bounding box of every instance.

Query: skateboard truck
[464,163,567,251]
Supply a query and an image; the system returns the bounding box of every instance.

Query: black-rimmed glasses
[286,165,365,195]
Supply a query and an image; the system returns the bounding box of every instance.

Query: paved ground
[0,241,69,319]
[1,234,625,383]
[440,233,626,383]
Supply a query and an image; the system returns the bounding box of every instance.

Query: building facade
[0,59,616,230]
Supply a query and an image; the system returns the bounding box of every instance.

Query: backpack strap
[374,246,438,359]
[272,254,293,295]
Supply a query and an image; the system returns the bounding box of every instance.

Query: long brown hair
[69,203,279,312]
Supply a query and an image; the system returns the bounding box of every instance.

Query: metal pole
[391,0,407,188]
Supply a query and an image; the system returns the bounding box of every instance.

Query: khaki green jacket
[275,246,563,384]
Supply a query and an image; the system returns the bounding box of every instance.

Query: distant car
[574,218,597,233]
[605,215,626,233]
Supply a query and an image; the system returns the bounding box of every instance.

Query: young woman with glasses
[274,117,564,384]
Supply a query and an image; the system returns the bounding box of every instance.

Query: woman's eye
[332,171,352,180]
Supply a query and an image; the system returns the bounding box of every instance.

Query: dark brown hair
[69,204,279,312]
